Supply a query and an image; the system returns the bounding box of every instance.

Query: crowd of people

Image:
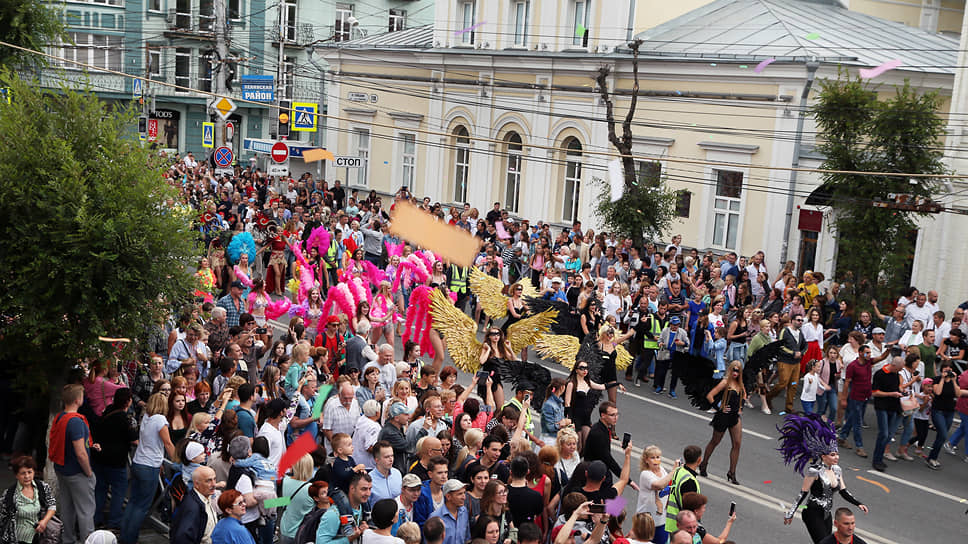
[3,157,965,544]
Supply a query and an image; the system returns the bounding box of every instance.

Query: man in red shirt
[839,345,873,457]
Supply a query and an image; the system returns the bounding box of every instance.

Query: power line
[4,38,963,184]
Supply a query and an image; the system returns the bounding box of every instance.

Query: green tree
[0,0,65,68]
[595,41,679,246]
[0,72,198,400]
[812,76,946,302]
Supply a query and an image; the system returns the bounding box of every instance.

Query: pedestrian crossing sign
[292,102,317,132]
[202,122,215,148]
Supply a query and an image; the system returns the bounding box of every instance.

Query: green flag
[576,23,587,38]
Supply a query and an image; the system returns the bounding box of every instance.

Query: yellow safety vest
[665,467,700,532]
[449,265,468,294]
[643,314,662,350]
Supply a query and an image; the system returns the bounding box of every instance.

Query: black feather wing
[491,358,554,406]
[745,340,785,382]
[673,352,718,409]
[526,296,581,337]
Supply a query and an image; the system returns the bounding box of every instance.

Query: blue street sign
[214,146,234,167]
[244,138,315,158]
[202,122,214,148]
[133,78,143,98]
[292,102,317,132]
[240,75,275,103]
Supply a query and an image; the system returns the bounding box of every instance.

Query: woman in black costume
[778,413,869,543]
[699,360,746,485]
[479,327,516,410]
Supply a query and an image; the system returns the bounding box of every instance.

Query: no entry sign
[270,141,289,164]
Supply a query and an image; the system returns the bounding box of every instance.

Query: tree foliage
[594,41,679,246]
[0,0,64,68]
[595,165,679,245]
[812,75,947,302]
[0,72,198,397]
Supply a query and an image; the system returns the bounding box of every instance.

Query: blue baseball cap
[669,316,681,325]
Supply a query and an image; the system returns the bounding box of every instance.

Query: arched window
[504,132,523,213]
[453,126,470,202]
[562,137,582,222]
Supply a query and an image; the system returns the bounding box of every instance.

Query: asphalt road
[261,315,968,544]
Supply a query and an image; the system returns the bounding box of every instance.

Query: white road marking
[865,470,968,504]
[612,444,900,544]
[545,365,773,440]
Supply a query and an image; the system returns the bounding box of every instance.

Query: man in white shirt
[746,251,769,298]
[321,384,360,452]
[183,152,198,169]
[257,398,288,467]
[867,327,891,372]
[925,290,940,316]
[353,400,383,469]
[930,311,950,348]
[369,345,398,394]
[904,293,933,329]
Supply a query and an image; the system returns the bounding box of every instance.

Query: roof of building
[635,0,959,74]
[321,24,435,49]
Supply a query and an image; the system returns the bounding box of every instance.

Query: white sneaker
[884,452,898,462]
[706,408,717,413]
[943,443,957,456]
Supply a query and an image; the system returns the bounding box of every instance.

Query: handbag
[36,515,62,544]
[900,395,919,415]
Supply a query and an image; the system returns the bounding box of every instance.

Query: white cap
[185,441,205,462]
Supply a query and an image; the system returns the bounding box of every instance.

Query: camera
[890,346,903,357]
[256,327,268,335]
[945,370,955,378]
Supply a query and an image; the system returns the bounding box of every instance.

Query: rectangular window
[635,160,661,187]
[563,158,581,222]
[513,1,529,46]
[335,4,353,42]
[284,0,297,41]
[63,33,123,71]
[460,1,475,45]
[389,9,406,32]
[454,144,469,202]
[197,51,212,92]
[175,0,191,29]
[573,0,588,46]
[76,0,124,6]
[676,190,691,218]
[174,47,191,91]
[148,48,161,78]
[283,56,295,99]
[198,0,213,31]
[401,133,416,188]
[148,0,161,11]
[229,0,241,19]
[353,128,370,187]
[712,170,743,249]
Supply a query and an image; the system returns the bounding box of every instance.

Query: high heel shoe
[699,463,708,477]
[726,471,740,485]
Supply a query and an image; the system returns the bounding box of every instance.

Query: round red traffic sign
[270,141,289,164]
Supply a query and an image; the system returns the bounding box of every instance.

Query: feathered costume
[226,232,256,265]
[777,413,866,543]
[673,352,718,410]
[428,288,557,373]
[534,331,633,374]
[392,253,431,293]
[469,267,539,320]
[745,339,786,394]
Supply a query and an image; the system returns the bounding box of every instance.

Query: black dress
[597,346,618,384]
[502,301,526,333]
[570,388,594,428]
[477,357,505,399]
[710,388,742,432]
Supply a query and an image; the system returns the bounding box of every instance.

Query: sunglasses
[577,366,588,370]
[488,332,500,336]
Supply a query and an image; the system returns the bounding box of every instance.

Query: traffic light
[277,99,291,138]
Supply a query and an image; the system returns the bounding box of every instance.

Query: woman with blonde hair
[635,445,679,544]
[699,360,747,485]
[121,392,177,543]
[279,454,316,544]
[555,426,581,480]
[627,512,657,544]
[381,379,417,423]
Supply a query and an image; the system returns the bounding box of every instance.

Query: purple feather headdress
[777,412,838,475]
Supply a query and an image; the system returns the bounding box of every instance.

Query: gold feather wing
[469,267,509,319]
[519,282,540,299]
[615,344,633,371]
[506,309,559,355]
[534,334,581,369]
[429,289,482,372]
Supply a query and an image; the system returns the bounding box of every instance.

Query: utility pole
[276,0,287,140]
[213,0,229,146]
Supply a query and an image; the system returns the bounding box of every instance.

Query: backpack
[294,507,328,544]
